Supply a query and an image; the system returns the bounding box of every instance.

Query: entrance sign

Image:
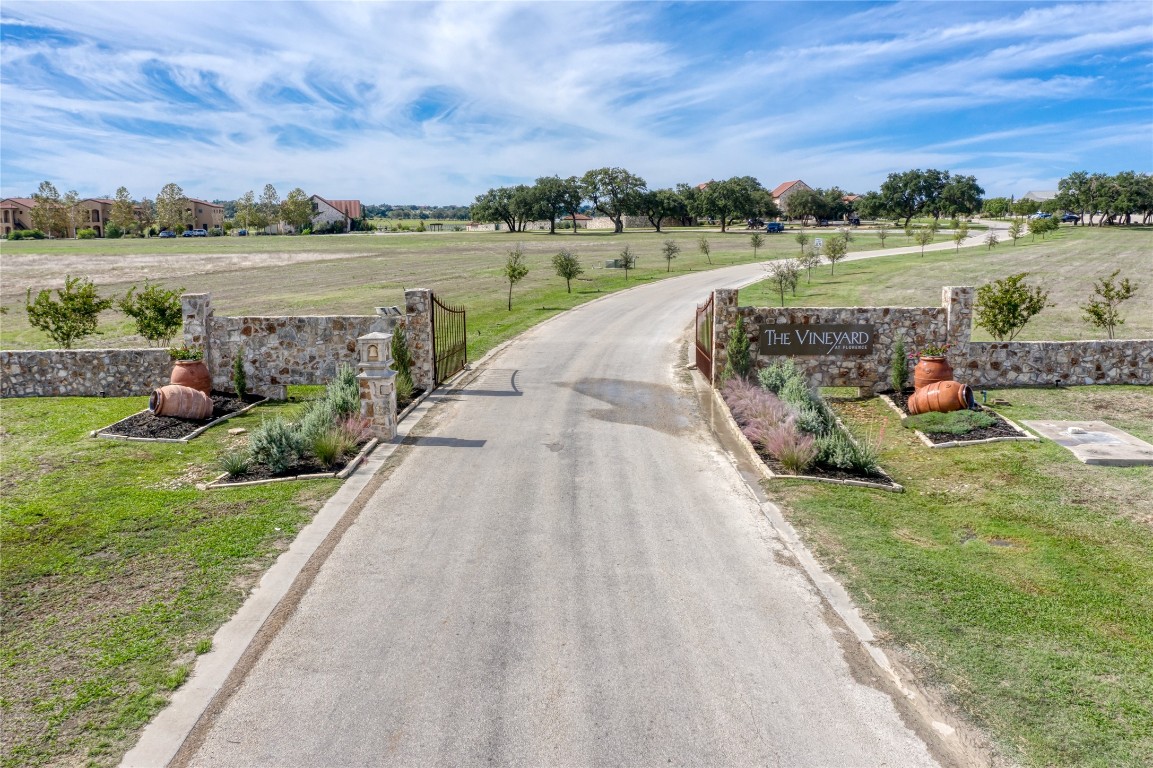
[758,323,875,356]
[813,238,824,250]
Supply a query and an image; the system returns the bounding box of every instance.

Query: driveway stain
[568,378,692,436]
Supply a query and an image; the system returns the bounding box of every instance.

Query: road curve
[181,260,944,766]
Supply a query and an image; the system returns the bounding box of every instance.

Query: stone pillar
[942,286,974,354]
[356,332,398,440]
[711,288,740,386]
[404,289,435,392]
[181,293,213,369]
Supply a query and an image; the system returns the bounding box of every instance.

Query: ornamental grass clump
[762,420,817,473]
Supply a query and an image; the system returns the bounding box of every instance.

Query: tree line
[982,171,1153,225]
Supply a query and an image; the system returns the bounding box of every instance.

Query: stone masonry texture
[716,286,1151,393]
[3,292,433,399]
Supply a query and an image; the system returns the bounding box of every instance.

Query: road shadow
[401,435,486,448]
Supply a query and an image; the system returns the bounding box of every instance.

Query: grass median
[778,386,1153,767]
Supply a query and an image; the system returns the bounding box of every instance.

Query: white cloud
[0,1,1149,202]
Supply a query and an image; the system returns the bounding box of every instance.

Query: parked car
[181,228,209,237]
[765,222,785,233]
[1061,213,1079,223]
[236,228,248,236]
[1029,212,1053,220]
[158,230,176,238]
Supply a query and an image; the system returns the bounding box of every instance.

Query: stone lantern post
[356,331,398,440]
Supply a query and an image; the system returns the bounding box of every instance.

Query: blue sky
[1,1,1150,204]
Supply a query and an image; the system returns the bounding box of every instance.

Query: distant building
[311,196,363,231]
[770,180,812,210]
[1020,190,1058,203]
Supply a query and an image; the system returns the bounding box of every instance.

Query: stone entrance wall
[2,291,440,399]
[709,286,1153,392]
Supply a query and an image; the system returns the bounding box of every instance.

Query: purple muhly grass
[338,413,376,444]
[761,418,818,474]
[723,378,792,427]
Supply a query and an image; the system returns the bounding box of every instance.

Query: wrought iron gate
[695,293,714,381]
[431,292,467,385]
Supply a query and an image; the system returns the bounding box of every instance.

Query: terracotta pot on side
[913,356,953,391]
[907,380,975,415]
[150,384,214,419]
[171,360,212,394]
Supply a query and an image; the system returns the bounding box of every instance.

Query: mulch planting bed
[886,390,1029,444]
[218,448,369,483]
[751,444,899,489]
[98,391,266,440]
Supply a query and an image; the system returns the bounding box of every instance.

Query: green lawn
[741,226,1153,341]
[0,393,337,767]
[2,228,786,354]
[777,386,1153,767]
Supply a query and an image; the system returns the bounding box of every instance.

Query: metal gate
[695,293,714,381]
[431,292,467,385]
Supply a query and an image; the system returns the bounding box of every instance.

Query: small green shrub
[758,359,799,395]
[219,450,251,477]
[25,275,114,349]
[248,416,302,474]
[890,337,909,393]
[721,315,752,381]
[105,223,124,239]
[904,409,996,435]
[297,398,338,445]
[119,282,184,346]
[232,350,247,398]
[77,228,97,239]
[392,325,413,378]
[329,364,360,417]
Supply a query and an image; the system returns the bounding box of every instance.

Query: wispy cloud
[1,1,1149,202]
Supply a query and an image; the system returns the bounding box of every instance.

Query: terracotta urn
[907,380,974,415]
[171,360,212,395]
[913,356,953,391]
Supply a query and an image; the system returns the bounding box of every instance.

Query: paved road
[180,254,948,767]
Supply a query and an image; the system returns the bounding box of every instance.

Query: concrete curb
[120,387,452,768]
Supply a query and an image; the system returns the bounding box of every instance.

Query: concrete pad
[1021,420,1153,466]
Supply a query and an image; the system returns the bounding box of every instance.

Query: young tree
[913,227,934,256]
[721,315,752,382]
[794,229,809,253]
[799,250,822,283]
[235,190,258,231]
[749,232,764,260]
[156,183,191,233]
[974,273,1052,341]
[661,239,680,272]
[824,234,848,274]
[890,336,909,393]
[137,196,156,235]
[26,275,113,348]
[503,244,529,310]
[62,189,80,238]
[875,226,889,248]
[1007,219,1023,245]
[118,281,184,346]
[985,230,1000,249]
[551,249,583,293]
[260,184,280,233]
[618,243,636,280]
[952,223,969,252]
[765,259,800,306]
[698,236,711,265]
[30,181,67,238]
[109,187,137,235]
[1080,270,1137,339]
[280,188,314,233]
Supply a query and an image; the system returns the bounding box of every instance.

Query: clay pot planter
[150,384,214,419]
[171,360,211,394]
[907,380,975,415]
[913,356,953,391]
